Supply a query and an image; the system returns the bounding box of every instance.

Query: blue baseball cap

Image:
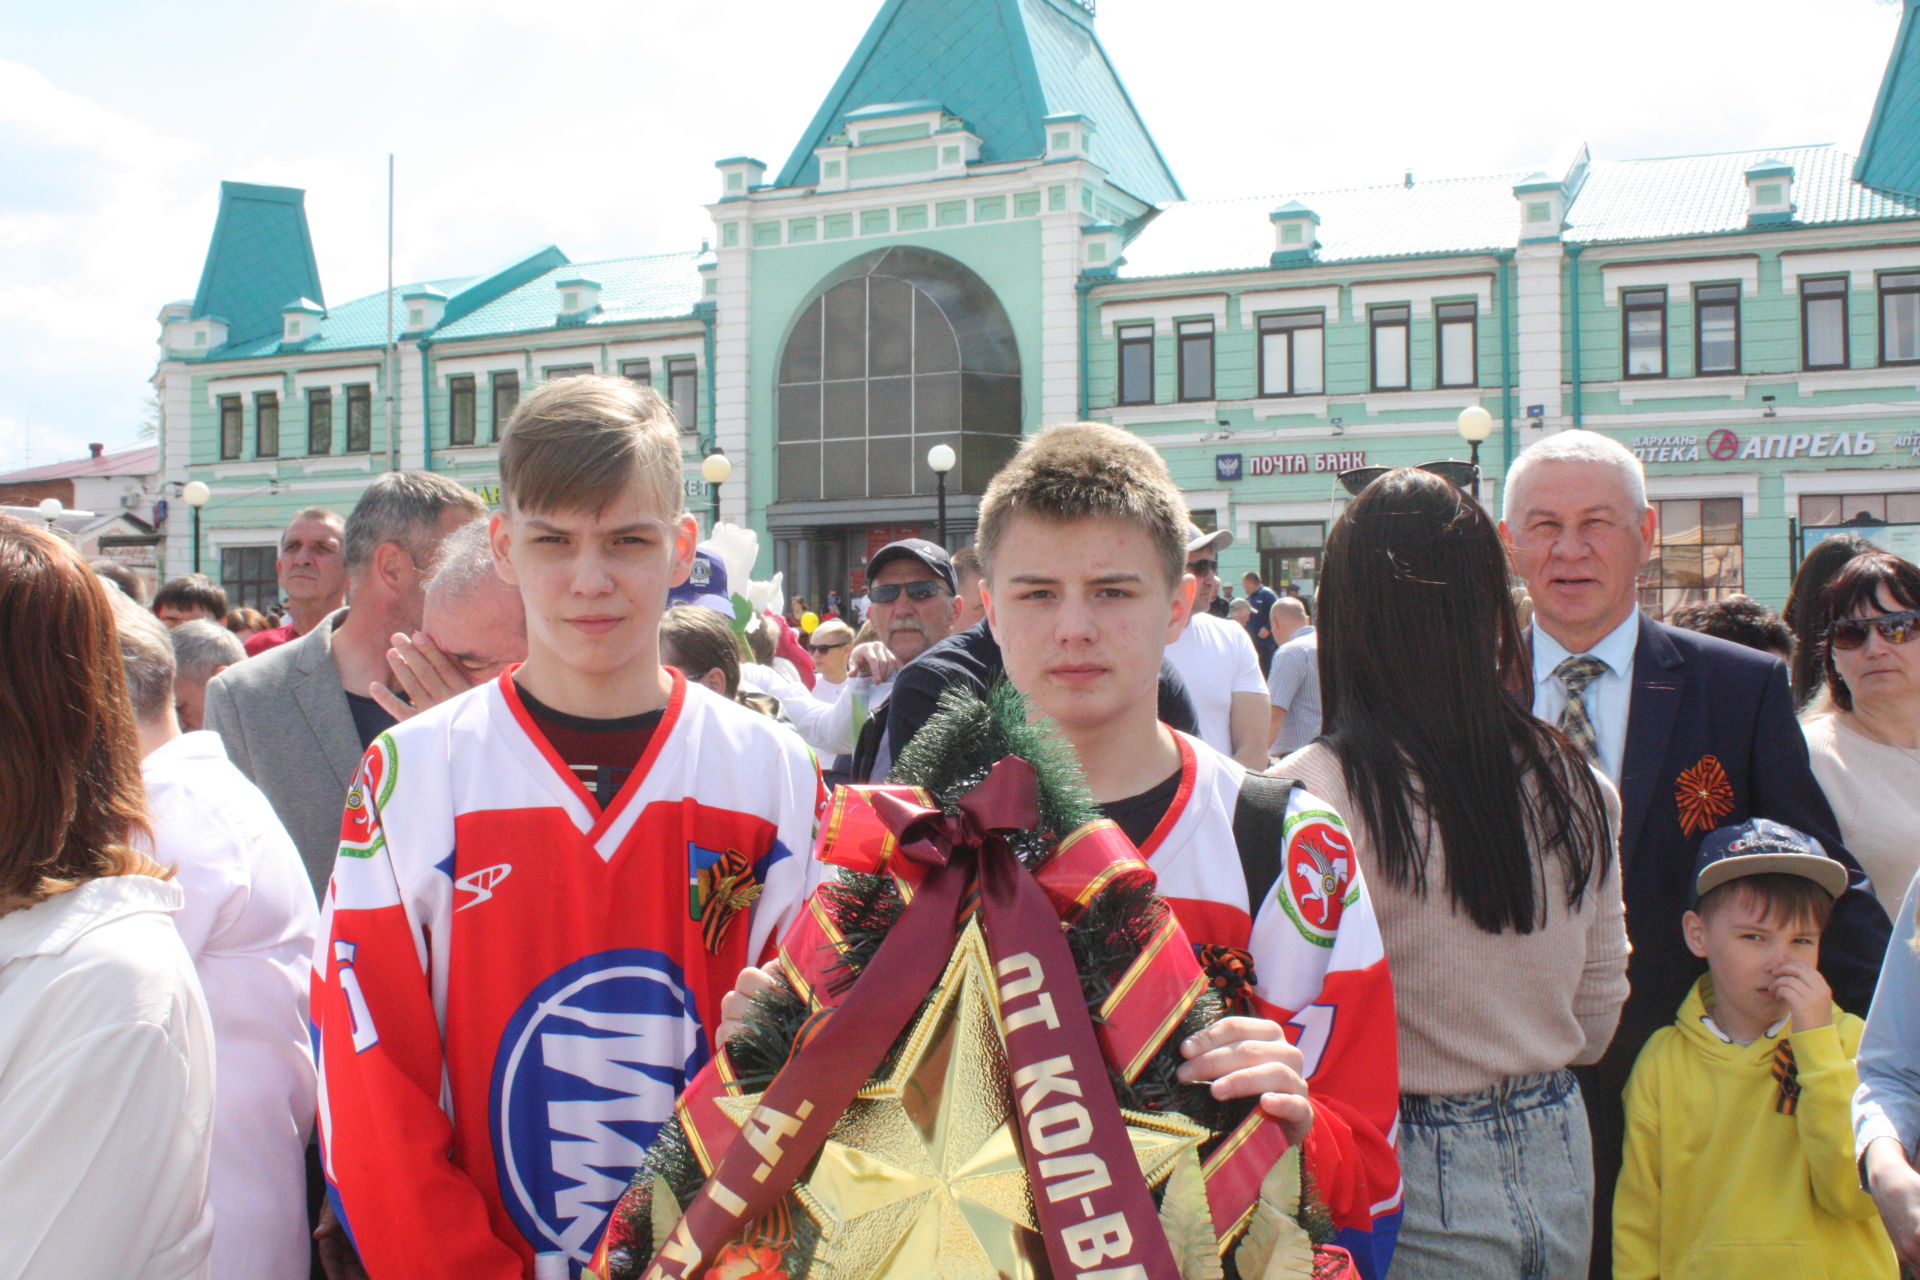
[1693,818,1848,903]
[666,546,732,615]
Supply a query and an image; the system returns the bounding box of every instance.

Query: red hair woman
[0,514,215,1277]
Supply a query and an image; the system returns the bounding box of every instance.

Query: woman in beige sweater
[1276,468,1628,1280]
[1800,549,1920,920]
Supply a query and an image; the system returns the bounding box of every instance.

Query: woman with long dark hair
[1786,532,1876,710]
[0,514,215,1276]
[1276,469,1627,1279]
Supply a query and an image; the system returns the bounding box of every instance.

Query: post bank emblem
[1277,814,1356,948]
[491,949,710,1267]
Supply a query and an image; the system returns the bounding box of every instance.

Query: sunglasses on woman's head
[1829,609,1920,650]
[1337,459,1480,497]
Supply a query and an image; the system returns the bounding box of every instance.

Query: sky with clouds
[0,0,1903,473]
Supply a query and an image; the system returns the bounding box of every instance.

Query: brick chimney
[89,443,104,459]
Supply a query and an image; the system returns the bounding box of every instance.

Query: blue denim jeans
[1390,1069,1593,1280]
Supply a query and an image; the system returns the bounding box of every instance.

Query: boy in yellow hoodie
[1614,817,1895,1279]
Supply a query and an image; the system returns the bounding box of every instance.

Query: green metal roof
[1565,144,1920,243]
[776,0,1179,204]
[1859,0,1920,197]
[211,275,476,360]
[431,251,703,341]
[1119,171,1527,279]
[190,182,325,347]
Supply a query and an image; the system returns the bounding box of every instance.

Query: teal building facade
[155,0,1920,616]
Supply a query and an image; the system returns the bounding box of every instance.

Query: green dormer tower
[708,0,1174,601]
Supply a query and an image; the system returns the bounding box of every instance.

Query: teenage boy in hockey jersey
[312,377,825,1280]
[974,423,1403,1278]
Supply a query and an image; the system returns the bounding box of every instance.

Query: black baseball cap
[866,538,956,592]
[1693,818,1848,903]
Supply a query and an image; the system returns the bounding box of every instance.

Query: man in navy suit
[1500,429,1891,1278]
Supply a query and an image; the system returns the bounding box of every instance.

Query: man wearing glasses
[771,539,962,784]
[1497,428,1889,1279]
[1164,525,1272,769]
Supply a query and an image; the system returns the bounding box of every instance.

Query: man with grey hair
[107,590,320,1280]
[1499,428,1888,1277]
[170,618,246,732]
[206,471,486,898]
[367,516,528,722]
[245,506,348,655]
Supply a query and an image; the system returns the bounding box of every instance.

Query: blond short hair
[500,375,685,520]
[976,422,1188,587]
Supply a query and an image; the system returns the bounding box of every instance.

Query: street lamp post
[1456,405,1494,500]
[700,449,731,534]
[182,480,211,573]
[926,443,957,548]
[35,496,64,529]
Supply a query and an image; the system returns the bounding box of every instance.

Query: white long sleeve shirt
[0,876,215,1279]
[144,732,320,1280]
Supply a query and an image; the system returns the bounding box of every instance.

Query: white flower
[705,521,760,603]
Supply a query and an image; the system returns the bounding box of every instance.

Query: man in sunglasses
[767,538,963,785]
[1498,428,1890,1280]
[1165,525,1273,769]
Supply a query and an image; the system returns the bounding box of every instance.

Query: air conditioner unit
[120,492,144,510]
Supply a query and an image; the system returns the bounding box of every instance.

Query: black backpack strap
[1233,772,1302,911]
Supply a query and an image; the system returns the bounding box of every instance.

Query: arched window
[777,247,1022,503]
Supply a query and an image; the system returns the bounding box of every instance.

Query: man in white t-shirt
[111,591,319,1280]
[1163,524,1269,767]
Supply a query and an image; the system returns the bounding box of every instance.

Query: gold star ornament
[717,921,1209,1279]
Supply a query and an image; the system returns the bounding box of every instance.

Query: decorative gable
[1746,158,1796,224]
[555,275,602,324]
[402,285,447,334]
[281,297,325,344]
[1269,201,1320,264]
[1044,112,1093,162]
[716,156,767,201]
[812,101,979,191]
[1513,173,1566,243]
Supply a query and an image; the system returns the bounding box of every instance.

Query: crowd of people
[5,372,1920,1280]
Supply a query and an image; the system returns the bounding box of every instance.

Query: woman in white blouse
[1801,550,1920,919]
[0,515,216,1279]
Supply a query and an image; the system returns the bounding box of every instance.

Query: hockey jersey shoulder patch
[338,732,399,861]
[1277,801,1358,948]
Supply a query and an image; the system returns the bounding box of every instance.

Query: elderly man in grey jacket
[205,471,484,901]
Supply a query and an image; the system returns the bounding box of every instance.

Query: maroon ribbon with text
[641,757,1179,1280]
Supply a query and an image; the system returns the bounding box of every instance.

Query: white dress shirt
[144,731,319,1280]
[1531,609,1641,786]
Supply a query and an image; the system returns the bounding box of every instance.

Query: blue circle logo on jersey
[490,949,710,1268]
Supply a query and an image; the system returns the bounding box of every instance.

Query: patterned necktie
[1554,655,1608,764]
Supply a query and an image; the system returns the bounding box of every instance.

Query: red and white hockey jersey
[1142,733,1403,1280]
[312,669,825,1280]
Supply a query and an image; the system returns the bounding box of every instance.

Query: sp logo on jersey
[338,734,399,861]
[455,863,513,912]
[490,949,710,1268]
[1278,814,1356,949]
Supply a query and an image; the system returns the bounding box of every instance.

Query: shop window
[448,375,476,446]
[667,357,699,434]
[255,391,279,459]
[1694,284,1741,375]
[1623,288,1667,378]
[1436,301,1478,388]
[1177,319,1215,402]
[218,395,242,460]
[306,388,332,456]
[1370,305,1411,391]
[1800,491,1920,530]
[1637,496,1742,619]
[490,372,519,441]
[1258,312,1324,397]
[345,384,372,453]
[1801,277,1849,370]
[1881,272,1920,366]
[220,545,277,613]
[1117,324,1154,405]
[620,358,652,386]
